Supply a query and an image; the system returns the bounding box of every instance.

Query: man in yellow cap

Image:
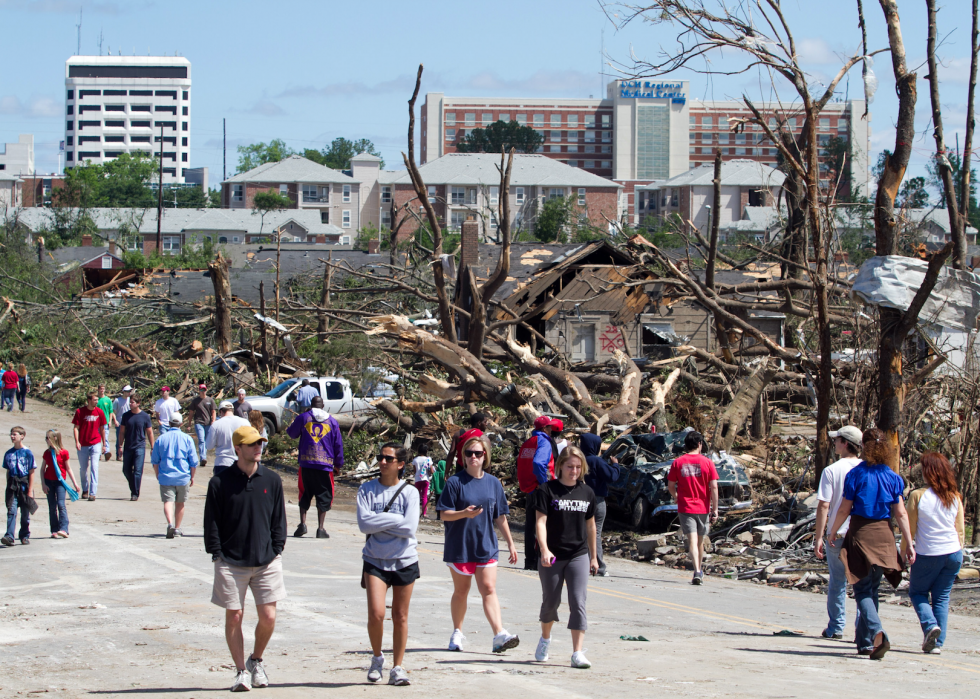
[204,425,287,692]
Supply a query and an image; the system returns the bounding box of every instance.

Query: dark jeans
[0,388,14,411]
[45,479,69,534]
[122,447,146,497]
[524,491,538,571]
[595,496,608,574]
[5,489,30,540]
[853,565,885,650]
[16,386,26,411]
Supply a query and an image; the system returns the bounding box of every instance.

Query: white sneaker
[448,628,465,651]
[230,669,252,692]
[571,651,591,669]
[534,636,551,662]
[245,655,268,688]
[928,647,942,655]
[367,654,385,682]
[388,666,410,686]
[492,630,520,653]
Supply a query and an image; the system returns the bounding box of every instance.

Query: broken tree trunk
[649,367,682,434]
[317,254,331,342]
[712,362,778,453]
[605,349,643,425]
[208,251,232,355]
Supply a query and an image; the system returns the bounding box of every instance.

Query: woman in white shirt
[903,452,964,655]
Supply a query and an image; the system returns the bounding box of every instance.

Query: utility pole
[75,8,82,56]
[156,124,164,252]
[222,118,226,182]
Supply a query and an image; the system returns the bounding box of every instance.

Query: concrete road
[2,400,979,698]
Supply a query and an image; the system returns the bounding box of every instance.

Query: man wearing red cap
[551,419,568,455]
[516,416,558,570]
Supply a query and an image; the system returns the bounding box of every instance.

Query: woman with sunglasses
[357,442,420,686]
[437,434,520,654]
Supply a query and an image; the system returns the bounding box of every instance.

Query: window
[340,236,351,245]
[279,184,288,196]
[567,131,579,141]
[464,113,476,126]
[482,112,492,125]
[450,210,466,230]
[548,188,565,200]
[702,133,712,144]
[342,184,351,202]
[66,136,73,146]
[601,145,611,154]
[320,211,329,224]
[585,114,596,128]
[468,188,477,205]
[302,184,319,202]
[585,131,595,143]
[162,235,181,254]
[232,236,240,243]
[131,120,150,127]
[381,186,391,203]
[567,145,579,153]
[79,135,101,143]
[602,161,611,169]
[584,160,594,169]
[489,186,499,205]
[445,112,456,125]
[735,147,746,155]
[499,113,509,122]
[154,121,177,129]
[515,187,524,205]
[182,122,188,131]
[445,128,455,141]
[104,135,124,143]
[533,114,545,127]
[567,115,579,127]
[130,135,151,143]
[79,89,101,98]
[104,105,125,112]
[181,137,187,146]
[550,130,561,142]
[451,186,465,205]
[79,105,101,113]
[67,90,74,100]
[837,119,848,131]
[155,105,177,114]
[342,210,351,228]
[601,131,612,143]
[67,105,73,115]
[567,160,578,167]
[602,114,611,126]
[233,184,244,202]
[131,104,151,112]
[66,151,73,161]
[381,209,391,227]
[718,133,729,144]
[516,113,527,125]
[820,118,830,129]
[578,188,586,206]
[101,255,113,269]
[551,114,561,127]
[549,145,561,153]
[735,133,746,145]
[427,185,436,203]
[182,91,189,100]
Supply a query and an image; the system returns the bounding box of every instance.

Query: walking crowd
[1,376,971,690]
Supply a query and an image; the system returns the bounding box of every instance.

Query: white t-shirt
[205,415,251,467]
[153,396,181,425]
[112,396,130,422]
[555,438,568,454]
[817,456,862,537]
[412,456,433,483]
[914,489,962,556]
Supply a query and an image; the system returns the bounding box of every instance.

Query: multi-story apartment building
[422,80,871,217]
[0,135,35,175]
[65,56,191,184]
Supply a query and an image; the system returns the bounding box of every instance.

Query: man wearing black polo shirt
[204,425,287,693]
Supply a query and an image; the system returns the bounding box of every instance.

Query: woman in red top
[41,429,79,538]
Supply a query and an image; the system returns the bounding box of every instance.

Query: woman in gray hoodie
[356,442,420,686]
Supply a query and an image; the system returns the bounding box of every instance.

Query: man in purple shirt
[286,397,343,539]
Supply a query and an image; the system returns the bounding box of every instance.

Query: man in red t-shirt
[72,391,108,501]
[667,431,718,585]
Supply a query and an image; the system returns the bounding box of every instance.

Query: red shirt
[667,453,719,514]
[72,406,108,447]
[1,370,18,390]
[43,449,70,481]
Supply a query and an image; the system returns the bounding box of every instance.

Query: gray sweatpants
[538,552,590,631]
[595,497,608,574]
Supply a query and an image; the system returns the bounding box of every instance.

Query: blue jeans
[825,537,854,636]
[0,388,14,411]
[115,425,122,454]
[122,448,146,498]
[158,425,172,434]
[853,565,885,649]
[194,423,211,461]
[45,479,69,534]
[77,444,101,496]
[909,550,963,647]
[5,487,30,540]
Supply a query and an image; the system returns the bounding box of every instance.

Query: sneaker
[922,626,941,653]
[245,655,268,688]
[131,496,138,501]
[858,647,874,656]
[870,633,890,660]
[534,636,551,662]
[293,523,307,538]
[367,654,385,682]
[598,570,610,577]
[492,630,520,653]
[166,525,176,539]
[0,536,13,547]
[692,571,703,585]
[88,495,96,502]
[316,528,329,539]
[928,646,942,655]
[81,492,88,500]
[174,529,183,537]
[570,651,592,669]
[231,669,251,692]
[388,666,410,686]
[821,630,843,640]
[448,629,465,651]
[20,538,29,545]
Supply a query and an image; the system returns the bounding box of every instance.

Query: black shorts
[363,560,420,587]
[299,467,334,513]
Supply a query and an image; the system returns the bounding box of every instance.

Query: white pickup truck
[245,376,374,436]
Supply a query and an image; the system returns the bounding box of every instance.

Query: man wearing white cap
[814,425,864,640]
[112,386,133,459]
[151,413,199,538]
[206,401,250,474]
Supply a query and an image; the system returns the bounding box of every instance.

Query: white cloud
[0,95,61,117]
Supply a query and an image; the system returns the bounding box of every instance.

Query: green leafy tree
[822,136,853,201]
[898,177,930,209]
[926,150,980,229]
[456,120,544,154]
[236,139,295,174]
[99,153,157,207]
[305,138,385,170]
[534,195,577,242]
[252,191,294,236]
[162,185,214,208]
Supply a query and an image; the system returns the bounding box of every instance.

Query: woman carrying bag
[904,452,964,654]
[356,442,419,687]
[40,429,80,538]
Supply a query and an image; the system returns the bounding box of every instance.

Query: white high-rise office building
[65,56,191,184]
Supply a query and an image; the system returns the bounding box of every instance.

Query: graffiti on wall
[599,324,626,353]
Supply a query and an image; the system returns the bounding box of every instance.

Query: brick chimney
[108,241,117,256]
[316,234,325,244]
[460,219,479,271]
[368,239,380,254]
[81,234,92,247]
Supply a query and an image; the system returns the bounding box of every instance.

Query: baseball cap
[121,385,133,392]
[169,413,183,426]
[550,418,564,432]
[829,425,863,448]
[533,415,553,430]
[198,383,207,389]
[218,400,234,411]
[233,425,268,446]
[161,386,170,392]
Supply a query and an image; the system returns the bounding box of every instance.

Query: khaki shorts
[159,485,188,503]
[679,512,710,537]
[211,555,286,610]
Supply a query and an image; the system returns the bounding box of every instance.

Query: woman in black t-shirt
[532,445,597,669]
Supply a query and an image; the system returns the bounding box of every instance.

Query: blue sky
[0,0,975,197]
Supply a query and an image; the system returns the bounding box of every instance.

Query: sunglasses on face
[378,454,401,463]
[464,450,486,458]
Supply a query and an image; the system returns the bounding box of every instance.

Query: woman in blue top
[437,434,520,655]
[829,428,915,660]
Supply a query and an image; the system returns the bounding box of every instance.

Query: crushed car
[603,430,753,531]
